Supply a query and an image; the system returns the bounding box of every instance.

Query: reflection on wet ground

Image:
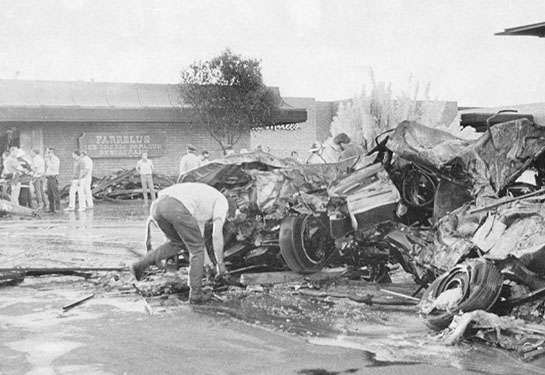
[1,200,545,374]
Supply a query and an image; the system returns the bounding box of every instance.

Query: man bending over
[130,182,234,304]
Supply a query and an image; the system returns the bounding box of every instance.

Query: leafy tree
[180,49,280,152]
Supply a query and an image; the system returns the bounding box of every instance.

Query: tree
[180,49,280,152]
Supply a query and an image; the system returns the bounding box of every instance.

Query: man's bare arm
[212,217,226,275]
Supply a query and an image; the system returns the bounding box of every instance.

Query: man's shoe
[64,207,75,211]
[130,261,144,281]
[189,291,211,305]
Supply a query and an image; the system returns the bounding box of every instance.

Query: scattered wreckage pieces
[416,195,545,334]
[62,293,95,311]
[298,289,418,307]
[0,266,127,286]
[88,168,175,200]
[440,309,545,361]
[418,259,503,330]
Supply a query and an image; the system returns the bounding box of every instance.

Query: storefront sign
[79,133,166,158]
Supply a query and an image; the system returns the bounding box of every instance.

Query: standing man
[31,148,47,209]
[44,147,61,213]
[81,150,94,209]
[333,133,365,160]
[130,182,234,304]
[136,152,155,206]
[179,144,201,176]
[3,147,25,204]
[65,150,88,212]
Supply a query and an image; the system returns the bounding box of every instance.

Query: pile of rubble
[60,168,176,200]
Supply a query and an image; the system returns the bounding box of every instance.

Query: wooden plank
[0,266,126,274]
[0,199,39,217]
[240,269,345,286]
[298,289,418,306]
[240,271,304,286]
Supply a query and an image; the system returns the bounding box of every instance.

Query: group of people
[304,132,365,164]
[178,144,210,176]
[1,146,62,212]
[0,146,96,213]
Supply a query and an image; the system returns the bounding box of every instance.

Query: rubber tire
[279,214,334,274]
[419,259,503,331]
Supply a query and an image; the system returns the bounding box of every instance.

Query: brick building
[0,80,306,186]
[251,98,337,159]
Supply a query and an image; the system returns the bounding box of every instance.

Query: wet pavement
[1,200,545,374]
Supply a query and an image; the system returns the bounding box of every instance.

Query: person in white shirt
[31,148,47,209]
[179,144,202,176]
[136,152,155,206]
[130,182,235,304]
[81,150,94,209]
[4,147,25,204]
[44,147,61,212]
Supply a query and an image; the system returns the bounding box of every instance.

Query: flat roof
[0,79,307,125]
[495,21,545,37]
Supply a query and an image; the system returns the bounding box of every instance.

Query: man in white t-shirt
[130,182,235,304]
[136,152,155,205]
[179,144,202,176]
[31,148,47,209]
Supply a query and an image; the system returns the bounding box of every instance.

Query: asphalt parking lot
[1,200,543,375]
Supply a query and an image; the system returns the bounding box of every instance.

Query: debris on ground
[60,168,176,200]
[0,199,40,217]
[0,266,128,286]
[62,293,95,311]
[438,309,545,361]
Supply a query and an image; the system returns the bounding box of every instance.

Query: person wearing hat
[130,182,235,304]
[305,141,327,164]
[333,133,365,161]
[179,144,202,176]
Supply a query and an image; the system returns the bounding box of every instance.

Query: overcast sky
[2,0,544,107]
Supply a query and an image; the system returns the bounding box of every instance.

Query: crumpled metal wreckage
[175,119,545,351]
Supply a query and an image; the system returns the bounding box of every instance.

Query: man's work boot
[130,261,145,281]
[189,289,211,305]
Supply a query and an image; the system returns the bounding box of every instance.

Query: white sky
[2,0,545,107]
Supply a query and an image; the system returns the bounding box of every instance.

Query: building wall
[21,122,250,187]
[251,97,338,160]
